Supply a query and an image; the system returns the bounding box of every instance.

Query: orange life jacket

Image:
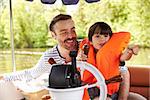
[80,32,131,99]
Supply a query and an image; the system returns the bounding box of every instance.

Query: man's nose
[67,31,75,37]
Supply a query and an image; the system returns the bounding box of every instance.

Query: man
[0,14,145,100]
[0,14,78,82]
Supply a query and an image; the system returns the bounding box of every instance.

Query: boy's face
[92,33,110,50]
[52,19,78,51]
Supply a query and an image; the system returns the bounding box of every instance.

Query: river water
[0,48,150,74]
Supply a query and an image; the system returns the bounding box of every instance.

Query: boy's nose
[99,35,105,39]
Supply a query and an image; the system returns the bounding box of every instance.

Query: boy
[77,22,139,100]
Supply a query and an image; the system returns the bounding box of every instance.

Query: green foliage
[0,0,66,48]
[0,23,10,48]
[73,0,150,48]
[12,1,50,48]
[0,0,7,16]
[0,7,10,48]
[0,0,149,48]
[126,0,150,48]
[73,0,89,38]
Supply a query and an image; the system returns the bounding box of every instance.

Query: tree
[0,0,67,48]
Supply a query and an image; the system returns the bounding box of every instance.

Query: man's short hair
[49,14,72,32]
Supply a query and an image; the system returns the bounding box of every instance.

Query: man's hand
[0,75,4,80]
[41,94,51,100]
[106,97,112,100]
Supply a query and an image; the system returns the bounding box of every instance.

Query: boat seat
[128,65,150,100]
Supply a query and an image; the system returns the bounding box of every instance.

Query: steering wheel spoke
[76,61,107,100]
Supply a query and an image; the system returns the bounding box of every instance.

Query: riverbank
[0,48,150,74]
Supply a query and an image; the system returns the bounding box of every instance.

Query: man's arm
[0,76,3,80]
[118,69,130,100]
[1,53,50,81]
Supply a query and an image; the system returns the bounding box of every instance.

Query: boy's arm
[119,45,139,100]
[120,45,139,61]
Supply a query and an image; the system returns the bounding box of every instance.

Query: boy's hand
[77,50,87,61]
[128,45,139,55]
[120,44,140,61]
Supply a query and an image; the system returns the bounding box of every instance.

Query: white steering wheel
[76,61,107,100]
[47,61,107,100]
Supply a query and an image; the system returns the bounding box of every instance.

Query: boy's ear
[89,41,93,45]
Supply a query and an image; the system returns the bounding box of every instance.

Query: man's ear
[51,31,56,39]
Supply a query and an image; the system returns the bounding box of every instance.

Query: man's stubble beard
[66,41,78,51]
[62,37,78,51]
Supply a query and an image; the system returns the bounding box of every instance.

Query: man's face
[52,19,78,51]
[92,33,110,50]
